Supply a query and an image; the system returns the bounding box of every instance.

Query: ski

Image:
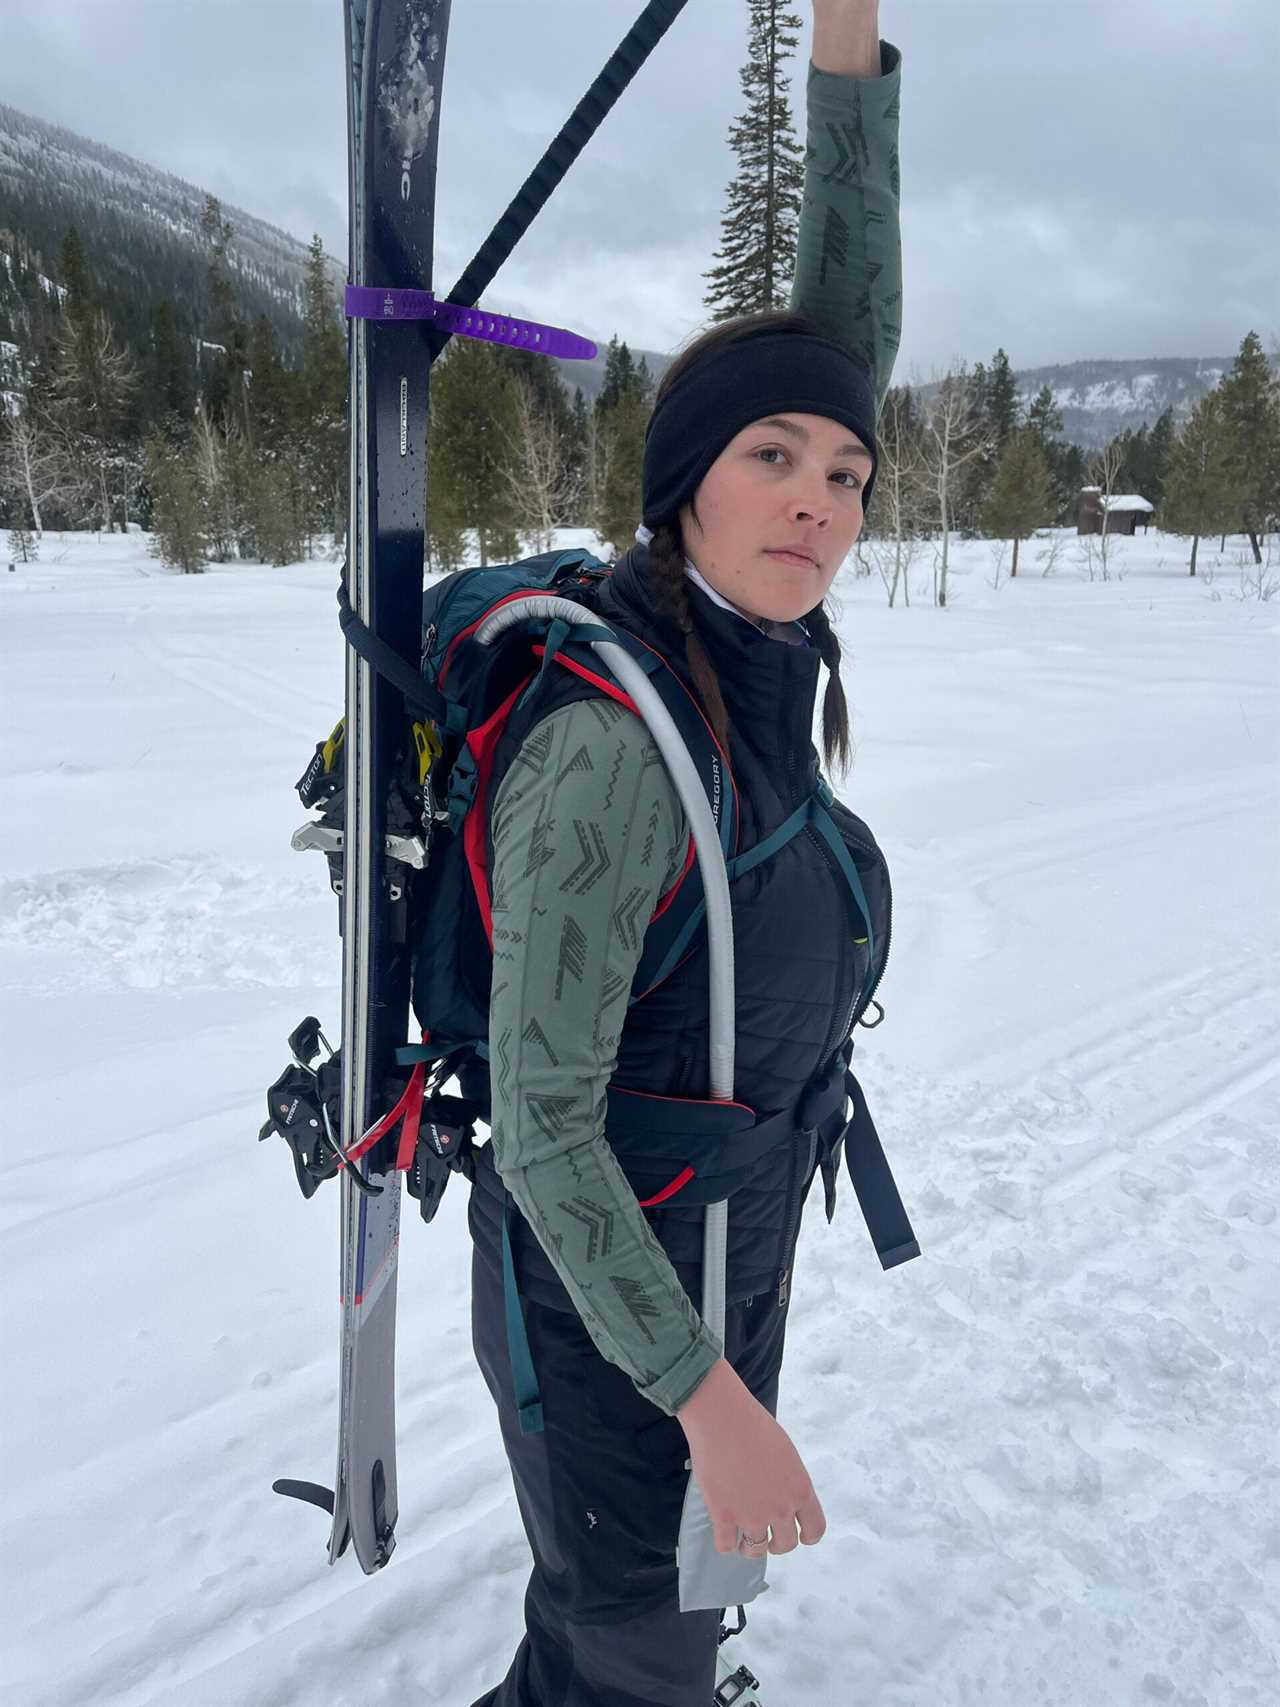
[267,0,697,1579]
[328,0,452,1572]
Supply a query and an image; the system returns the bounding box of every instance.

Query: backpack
[261,547,917,1269]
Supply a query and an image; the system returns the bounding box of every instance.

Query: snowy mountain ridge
[0,101,1241,450]
[0,102,331,322]
[558,349,1234,450]
[911,354,1237,450]
[1011,355,1234,449]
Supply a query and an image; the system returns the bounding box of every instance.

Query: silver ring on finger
[739,1531,769,1548]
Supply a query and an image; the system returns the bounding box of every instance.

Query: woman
[469,5,903,1702]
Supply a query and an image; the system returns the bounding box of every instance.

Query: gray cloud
[2,0,1275,373]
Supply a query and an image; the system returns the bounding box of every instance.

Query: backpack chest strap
[639,783,875,997]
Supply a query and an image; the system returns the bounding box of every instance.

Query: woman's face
[678,411,873,625]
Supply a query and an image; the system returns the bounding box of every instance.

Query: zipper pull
[777,1267,790,1309]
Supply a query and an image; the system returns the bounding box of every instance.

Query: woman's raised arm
[794,0,903,412]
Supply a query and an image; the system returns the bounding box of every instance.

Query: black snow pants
[467,1209,793,1707]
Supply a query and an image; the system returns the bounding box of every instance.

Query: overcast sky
[2,0,1276,377]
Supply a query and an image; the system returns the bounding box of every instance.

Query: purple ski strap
[344,286,596,361]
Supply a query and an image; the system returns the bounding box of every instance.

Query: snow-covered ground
[3,527,1277,1707]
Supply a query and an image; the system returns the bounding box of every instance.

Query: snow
[1104,494,1155,512]
[3,528,1278,1707]
[1049,375,1183,414]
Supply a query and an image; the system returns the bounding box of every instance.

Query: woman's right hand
[676,1357,827,1556]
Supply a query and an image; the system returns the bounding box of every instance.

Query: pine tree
[1161,392,1235,575]
[427,338,521,567]
[953,362,988,536]
[596,337,643,416]
[201,195,252,439]
[1218,329,1280,564]
[243,315,310,559]
[1056,442,1086,524]
[703,0,805,319]
[986,349,1020,449]
[1027,384,1064,446]
[145,436,208,573]
[961,349,1021,533]
[1110,423,1144,492]
[298,235,347,544]
[143,299,196,434]
[1143,408,1175,511]
[57,229,96,328]
[246,315,292,451]
[247,455,305,564]
[54,226,110,435]
[591,335,653,551]
[981,426,1054,577]
[1026,385,1082,523]
[596,391,649,558]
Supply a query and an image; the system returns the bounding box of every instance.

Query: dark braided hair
[645,309,856,776]
[646,516,733,758]
[799,598,853,775]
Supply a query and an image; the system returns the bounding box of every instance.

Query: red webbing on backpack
[461,673,538,948]
[346,1060,427,1169]
[636,1166,696,1207]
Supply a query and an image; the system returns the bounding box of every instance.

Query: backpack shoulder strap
[335,549,609,727]
[535,622,740,1004]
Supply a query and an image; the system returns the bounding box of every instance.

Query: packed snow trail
[2,529,1277,1706]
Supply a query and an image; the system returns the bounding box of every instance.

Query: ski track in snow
[2,530,1278,1707]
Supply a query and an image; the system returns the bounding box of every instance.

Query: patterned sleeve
[794,41,904,414]
[487,696,723,1415]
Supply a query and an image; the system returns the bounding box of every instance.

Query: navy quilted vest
[469,542,891,1307]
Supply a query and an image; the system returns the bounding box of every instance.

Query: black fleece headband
[641,331,878,529]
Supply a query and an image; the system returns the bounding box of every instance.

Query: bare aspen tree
[581,403,609,542]
[500,375,581,554]
[865,385,927,608]
[49,311,138,531]
[1087,439,1125,581]
[1,408,86,537]
[193,400,239,561]
[922,363,990,608]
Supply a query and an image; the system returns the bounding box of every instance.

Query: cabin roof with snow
[1102,495,1154,513]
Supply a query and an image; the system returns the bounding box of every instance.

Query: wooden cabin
[1078,487,1155,536]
